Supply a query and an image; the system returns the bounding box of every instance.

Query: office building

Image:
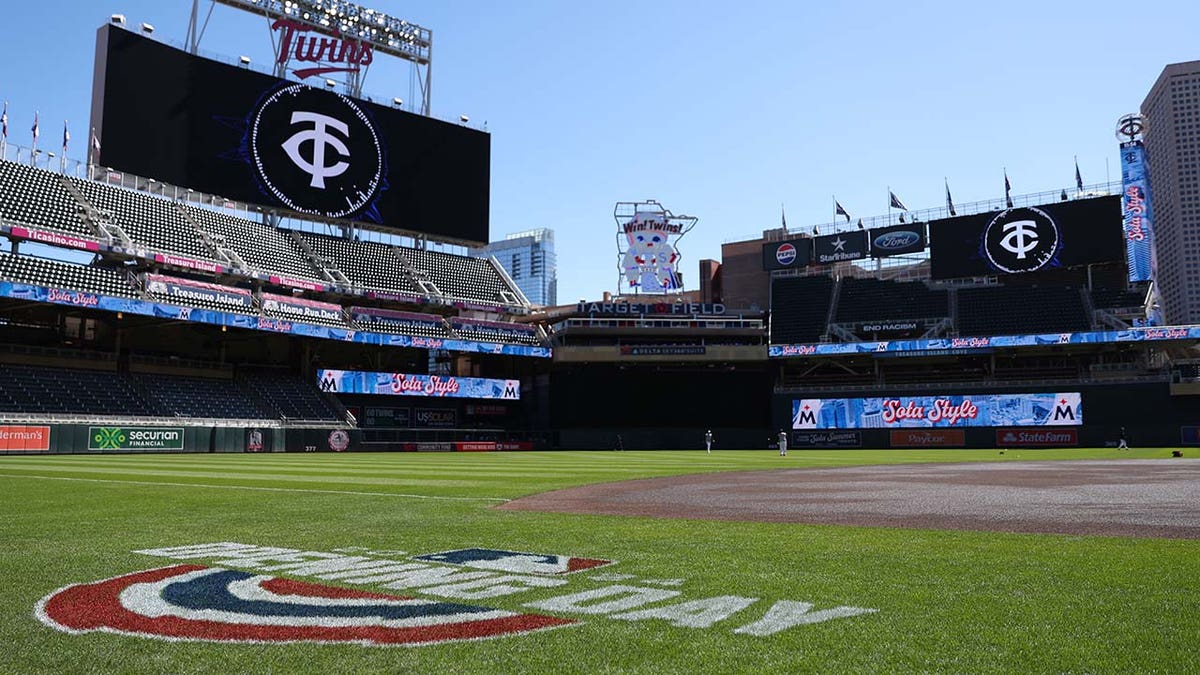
[470,228,557,306]
[1142,60,1200,324]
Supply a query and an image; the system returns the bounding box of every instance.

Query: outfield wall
[772,382,1200,448]
[0,424,370,455]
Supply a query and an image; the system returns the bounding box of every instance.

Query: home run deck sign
[36,542,876,646]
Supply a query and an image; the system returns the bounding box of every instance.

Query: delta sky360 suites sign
[36,542,876,646]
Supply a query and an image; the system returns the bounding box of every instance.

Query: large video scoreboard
[90,25,490,244]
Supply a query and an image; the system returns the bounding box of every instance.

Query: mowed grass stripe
[0,473,511,501]
[0,464,489,488]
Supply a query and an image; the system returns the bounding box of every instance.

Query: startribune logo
[983,206,1060,274]
[249,83,384,219]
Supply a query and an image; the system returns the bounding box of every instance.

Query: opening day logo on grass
[87,427,185,451]
[36,542,877,646]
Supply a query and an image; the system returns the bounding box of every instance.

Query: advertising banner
[868,223,927,257]
[413,408,457,428]
[145,274,254,310]
[8,225,101,252]
[362,407,411,428]
[450,319,537,342]
[318,370,520,400]
[267,275,327,292]
[88,426,185,451]
[791,430,862,448]
[928,196,1124,279]
[0,425,51,452]
[151,253,225,275]
[260,292,343,324]
[889,429,966,448]
[793,393,1082,429]
[812,230,868,265]
[1120,141,1157,283]
[350,307,445,332]
[995,428,1079,447]
[761,238,813,271]
[769,325,1200,359]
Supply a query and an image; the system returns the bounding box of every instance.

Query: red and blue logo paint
[36,565,575,646]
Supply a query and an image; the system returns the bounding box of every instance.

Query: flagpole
[887,185,892,223]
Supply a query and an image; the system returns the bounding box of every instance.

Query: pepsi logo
[775,243,797,265]
[36,565,575,646]
[873,230,920,251]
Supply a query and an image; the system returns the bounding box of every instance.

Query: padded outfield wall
[773,382,1200,449]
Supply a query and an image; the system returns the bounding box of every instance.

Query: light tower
[186,0,433,115]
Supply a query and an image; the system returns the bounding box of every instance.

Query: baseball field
[1,448,1197,673]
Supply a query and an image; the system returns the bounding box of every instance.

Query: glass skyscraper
[469,228,557,307]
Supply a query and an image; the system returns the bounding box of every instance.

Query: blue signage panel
[1120,140,1157,283]
[0,281,551,358]
[792,392,1083,429]
[317,370,520,400]
[769,325,1200,358]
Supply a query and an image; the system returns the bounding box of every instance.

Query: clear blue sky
[1,0,1198,304]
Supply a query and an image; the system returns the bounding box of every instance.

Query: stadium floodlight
[207,0,432,65]
[192,0,434,114]
[392,97,403,108]
[324,79,336,89]
[141,22,155,34]
[459,114,470,124]
[239,55,251,66]
[110,14,126,25]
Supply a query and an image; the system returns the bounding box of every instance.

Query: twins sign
[36,541,876,647]
[793,393,1082,429]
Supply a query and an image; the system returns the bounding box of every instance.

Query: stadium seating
[834,277,949,325]
[0,251,137,298]
[398,246,518,305]
[0,160,94,237]
[0,364,158,416]
[770,276,835,343]
[0,362,345,422]
[182,206,324,282]
[956,285,1092,336]
[1091,284,1149,310]
[136,373,271,419]
[238,370,344,422]
[296,232,420,294]
[69,177,217,261]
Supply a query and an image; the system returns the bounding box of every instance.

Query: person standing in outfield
[705,429,713,454]
[778,430,788,456]
[1118,426,1129,450]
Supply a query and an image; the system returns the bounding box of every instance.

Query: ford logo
[873,230,920,250]
[775,243,797,265]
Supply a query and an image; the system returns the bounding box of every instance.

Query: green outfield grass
[0,448,1196,674]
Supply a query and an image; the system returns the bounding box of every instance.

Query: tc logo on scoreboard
[983,207,1060,274]
[249,83,385,220]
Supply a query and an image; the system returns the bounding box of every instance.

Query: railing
[0,143,88,177]
[0,413,282,427]
[741,181,1124,243]
[775,371,1170,394]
